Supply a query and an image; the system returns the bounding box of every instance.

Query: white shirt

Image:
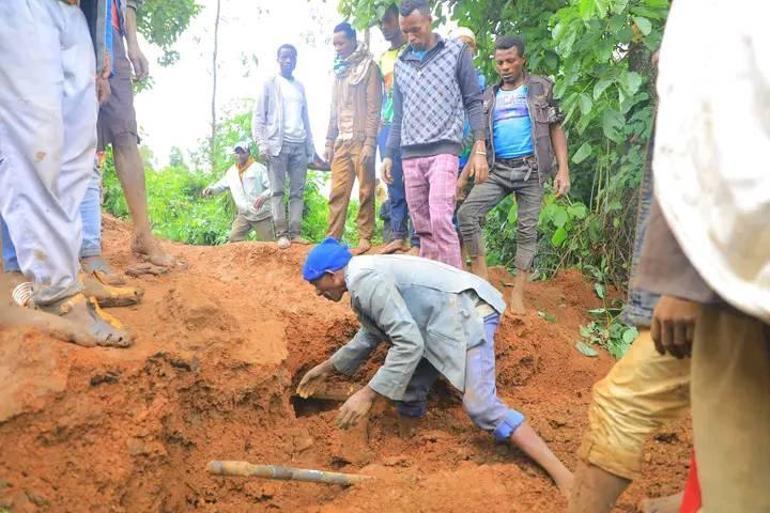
[277,76,306,143]
[654,0,770,322]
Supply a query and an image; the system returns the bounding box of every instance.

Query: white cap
[233,141,250,153]
[452,27,477,46]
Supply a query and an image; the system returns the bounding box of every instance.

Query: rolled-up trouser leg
[0,1,97,305]
[463,313,525,441]
[396,358,441,418]
[577,329,690,480]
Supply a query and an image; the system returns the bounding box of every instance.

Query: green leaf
[552,207,569,228]
[507,201,519,224]
[633,16,652,36]
[623,71,643,95]
[602,109,625,143]
[575,341,599,357]
[594,282,605,299]
[579,325,594,338]
[567,203,588,219]
[578,93,593,115]
[551,226,568,247]
[578,0,595,20]
[572,142,593,164]
[622,327,639,344]
[588,307,608,316]
[593,78,613,100]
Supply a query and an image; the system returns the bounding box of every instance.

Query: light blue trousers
[397,313,525,442]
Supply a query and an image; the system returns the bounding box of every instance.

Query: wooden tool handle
[208,461,372,485]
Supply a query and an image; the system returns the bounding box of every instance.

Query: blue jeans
[2,166,101,272]
[378,125,418,246]
[396,313,525,442]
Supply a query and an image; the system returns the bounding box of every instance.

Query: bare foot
[81,255,126,286]
[39,294,133,347]
[0,304,96,347]
[82,271,143,308]
[350,239,371,256]
[637,492,684,513]
[378,239,408,255]
[407,247,420,256]
[131,233,176,268]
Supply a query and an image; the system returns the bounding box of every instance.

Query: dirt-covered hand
[336,386,376,430]
[651,296,702,359]
[296,360,334,399]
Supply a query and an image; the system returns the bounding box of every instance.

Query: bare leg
[508,270,528,315]
[568,461,630,513]
[510,422,573,498]
[112,134,175,267]
[637,492,684,513]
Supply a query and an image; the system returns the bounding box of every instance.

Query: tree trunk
[210,0,222,172]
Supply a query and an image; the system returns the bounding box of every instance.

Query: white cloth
[0,1,98,304]
[654,0,770,322]
[208,160,272,221]
[277,76,307,143]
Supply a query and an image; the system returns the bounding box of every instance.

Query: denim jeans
[268,141,307,239]
[622,135,660,327]
[2,165,102,272]
[378,125,418,246]
[457,157,543,270]
[396,312,525,442]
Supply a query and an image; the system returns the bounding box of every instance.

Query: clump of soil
[0,217,690,512]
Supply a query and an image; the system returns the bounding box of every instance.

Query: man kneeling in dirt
[297,237,573,496]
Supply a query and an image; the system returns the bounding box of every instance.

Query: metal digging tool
[207,461,373,486]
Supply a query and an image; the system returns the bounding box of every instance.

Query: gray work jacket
[252,75,317,159]
[329,255,506,401]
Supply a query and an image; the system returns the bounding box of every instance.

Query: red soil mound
[0,218,690,512]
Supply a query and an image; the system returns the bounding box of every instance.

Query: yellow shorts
[577,328,690,480]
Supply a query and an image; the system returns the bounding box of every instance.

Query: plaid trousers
[402,154,462,268]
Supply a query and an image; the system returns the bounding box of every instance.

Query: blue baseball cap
[302,237,353,282]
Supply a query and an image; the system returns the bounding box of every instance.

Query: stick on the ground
[207,461,372,486]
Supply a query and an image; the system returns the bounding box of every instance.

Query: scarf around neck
[333,42,373,85]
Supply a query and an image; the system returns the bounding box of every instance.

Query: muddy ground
[0,218,690,512]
